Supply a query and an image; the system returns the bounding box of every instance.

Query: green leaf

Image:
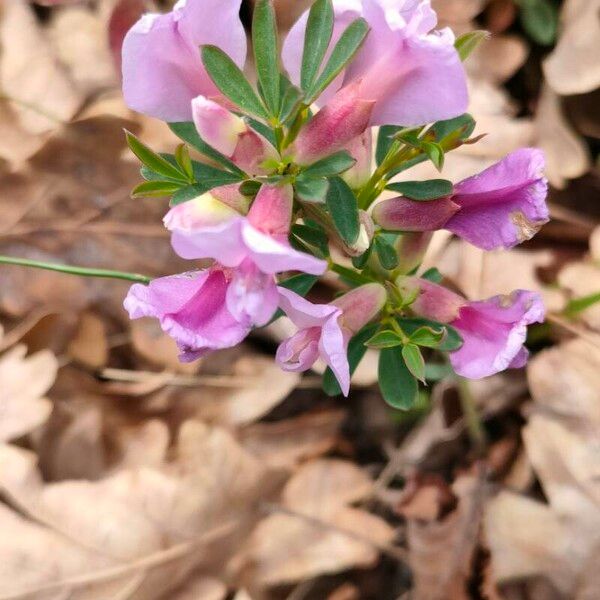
[131,180,183,198]
[295,175,329,203]
[518,0,558,46]
[365,330,403,349]
[564,291,600,317]
[168,122,246,176]
[351,245,372,269]
[425,362,455,381]
[323,323,378,396]
[174,144,194,180]
[378,346,419,410]
[386,179,453,201]
[306,18,369,103]
[373,236,398,270]
[201,45,268,119]
[376,125,402,166]
[409,326,446,348]
[454,30,489,61]
[421,267,443,283]
[326,176,360,245]
[171,185,205,205]
[279,75,304,123]
[433,114,476,142]
[399,318,463,352]
[302,151,356,178]
[292,223,330,258]
[402,344,425,382]
[301,0,334,91]
[253,0,280,115]
[278,273,319,296]
[239,180,262,197]
[421,141,445,171]
[125,131,187,182]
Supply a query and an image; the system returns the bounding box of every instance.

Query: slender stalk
[0,256,152,284]
[457,377,487,454]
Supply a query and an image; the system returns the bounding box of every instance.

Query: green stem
[0,256,152,284]
[457,377,487,454]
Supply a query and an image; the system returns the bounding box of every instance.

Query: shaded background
[0,0,599,598]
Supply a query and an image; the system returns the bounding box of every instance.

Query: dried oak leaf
[0,420,269,599]
[0,336,56,442]
[240,458,395,586]
[485,338,600,596]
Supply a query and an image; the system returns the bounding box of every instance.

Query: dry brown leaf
[535,86,590,189]
[241,459,395,586]
[543,0,600,95]
[404,475,484,600]
[0,0,82,134]
[0,341,56,442]
[240,409,345,470]
[0,420,269,599]
[467,35,528,84]
[67,311,109,369]
[486,339,600,596]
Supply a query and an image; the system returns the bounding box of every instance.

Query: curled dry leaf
[535,86,591,190]
[543,0,600,95]
[399,475,484,600]
[0,339,56,442]
[0,0,82,135]
[485,338,600,596]
[241,459,395,586]
[0,420,269,599]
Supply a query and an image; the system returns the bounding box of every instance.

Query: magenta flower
[121,0,246,121]
[166,184,327,326]
[276,283,387,395]
[283,0,468,126]
[397,277,545,379]
[124,268,251,362]
[373,149,549,250]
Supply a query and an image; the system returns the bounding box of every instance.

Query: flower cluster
[121,0,548,407]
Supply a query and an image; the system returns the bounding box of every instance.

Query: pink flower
[124,268,251,362]
[398,277,545,379]
[121,0,246,121]
[283,0,468,126]
[166,184,327,326]
[276,283,387,395]
[192,96,278,174]
[373,149,549,250]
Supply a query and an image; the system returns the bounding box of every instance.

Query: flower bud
[342,130,373,189]
[394,232,433,275]
[293,82,375,165]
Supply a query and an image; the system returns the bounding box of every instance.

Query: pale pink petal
[241,224,328,275]
[276,327,321,372]
[163,192,242,231]
[397,277,465,323]
[319,315,351,395]
[170,218,247,267]
[449,290,545,378]
[247,184,294,236]
[277,287,340,329]
[333,283,387,333]
[446,149,549,250]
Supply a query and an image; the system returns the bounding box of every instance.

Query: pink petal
[226,261,279,326]
[163,192,242,231]
[121,0,246,121]
[319,315,351,396]
[170,218,247,267]
[397,277,465,323]
[241,224,328,275]
[449,290,545,379]
[276,327,322,372]
[277,287,341,329]
[372,196,460,232]
[247,184,294,236]
[333,283,387,333]
[446,149,549,250]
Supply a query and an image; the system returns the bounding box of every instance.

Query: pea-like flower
[276,283,387,395]
[166,184,328,327]
[124,268,252,362]
[121,0,246,121]
[283,0,468,126]
[373,149,549,250]
[397,277,545,379]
